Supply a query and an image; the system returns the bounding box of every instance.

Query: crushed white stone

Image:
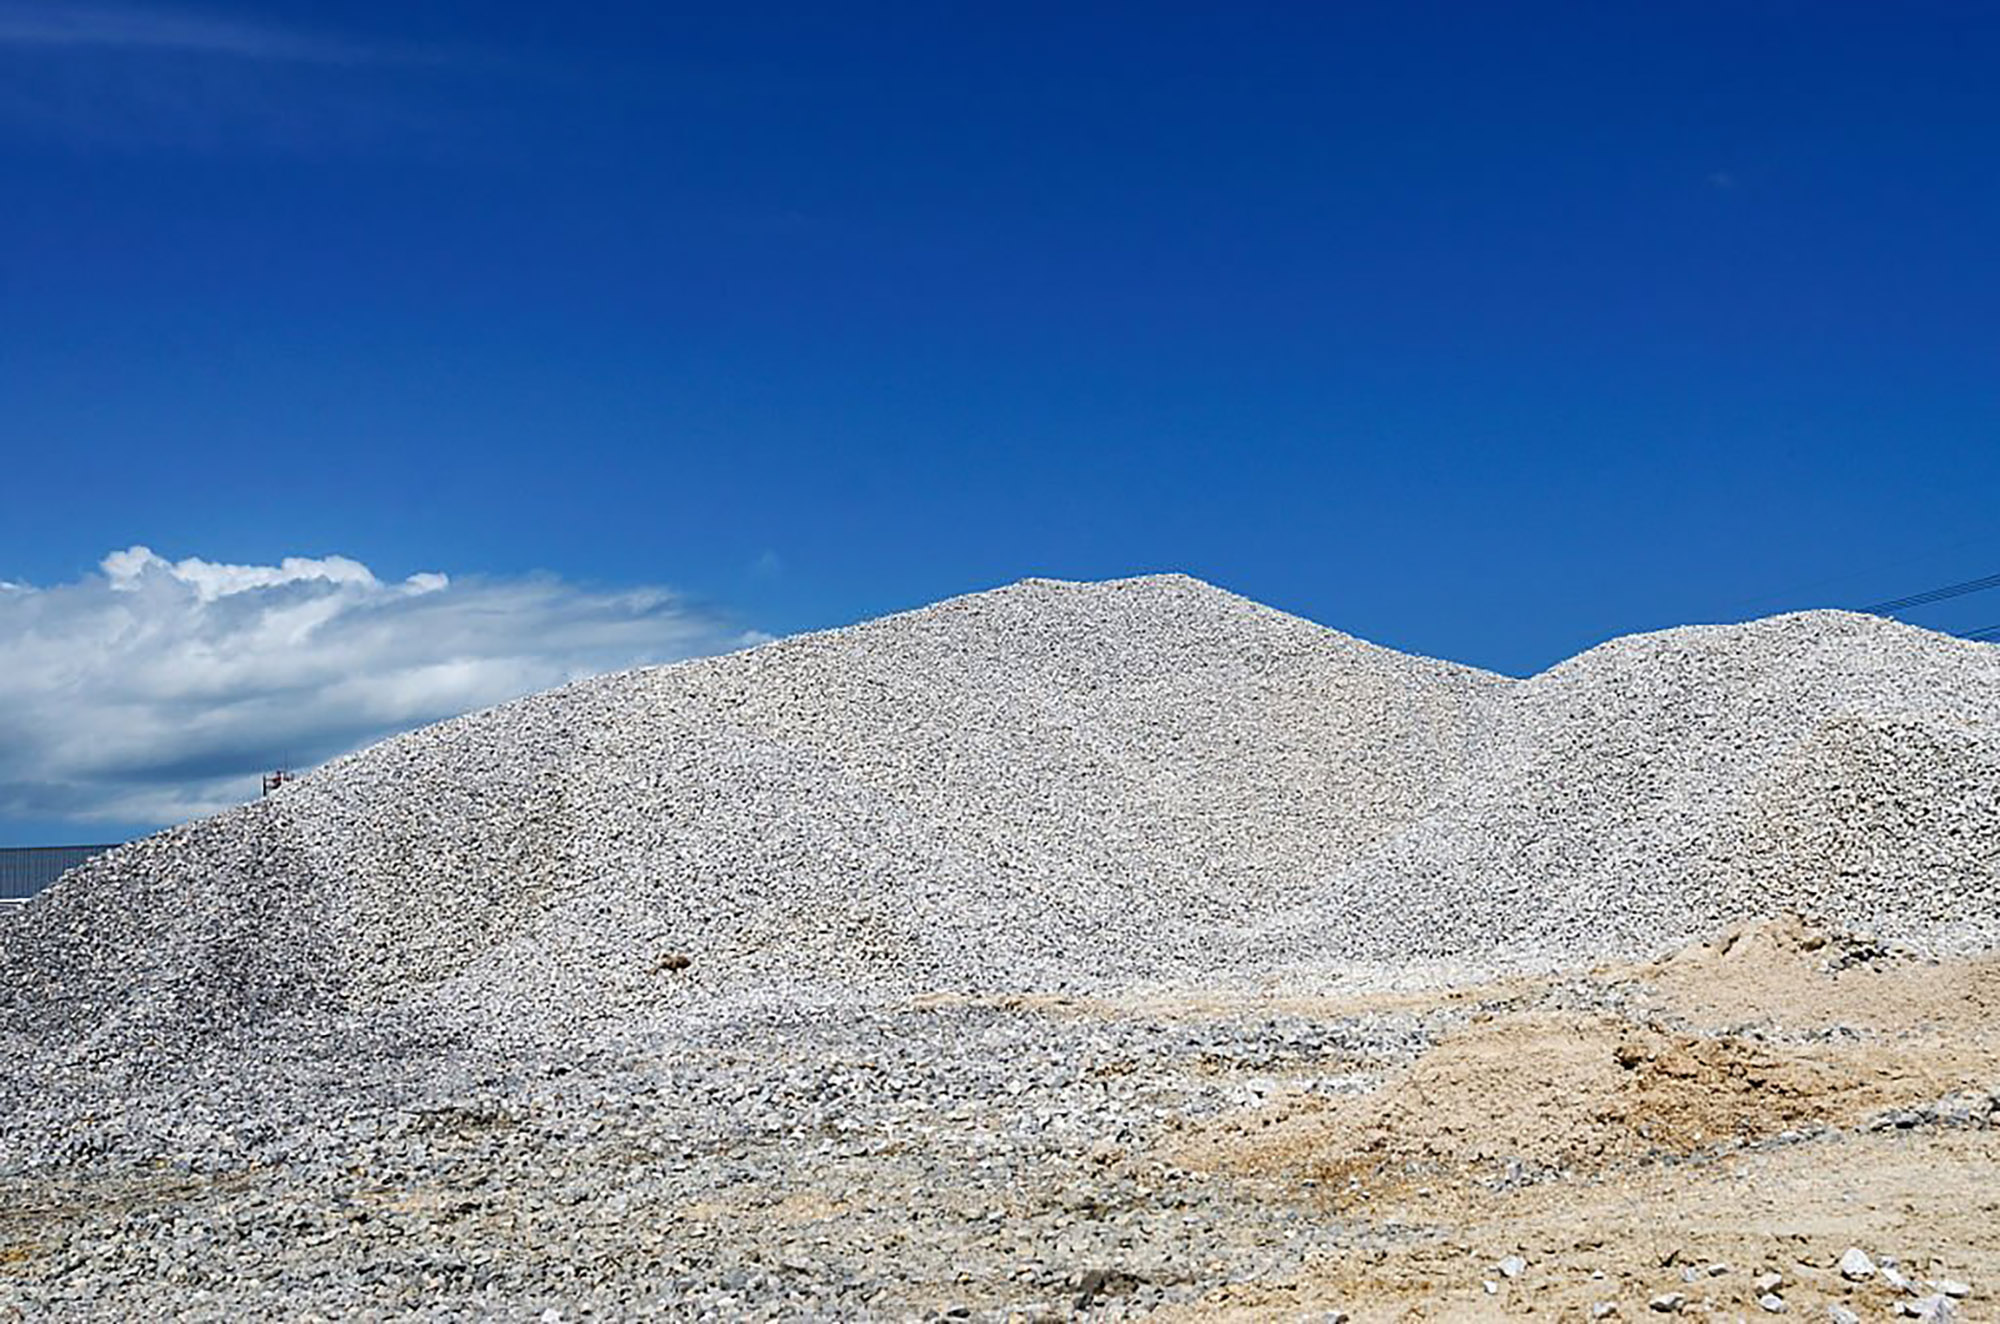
[7,576,2000,1122]
[0,571,1996,1313]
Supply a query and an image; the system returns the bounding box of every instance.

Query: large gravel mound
[0,576,1494,1063]
[4,575,1997,1075]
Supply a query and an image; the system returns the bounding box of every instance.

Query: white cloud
[101,545,415,600]
[0,546,756,829]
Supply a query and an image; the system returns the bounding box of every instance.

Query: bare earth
[2,916,1993,1320]
[1165,916,1999,1321]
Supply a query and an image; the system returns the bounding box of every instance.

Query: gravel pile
[3,572,1998,1319]
[2,572,1996,1159]
[1259,607,2000,977]
[3,575,1497,1056]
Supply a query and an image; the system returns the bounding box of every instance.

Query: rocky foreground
[1,918,1993,1320]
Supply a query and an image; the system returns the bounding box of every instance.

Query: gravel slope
[1261,608,2000,976]
[2,573,1996,1167]
[2,575,1499,1051]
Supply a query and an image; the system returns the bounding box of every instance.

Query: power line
[1721,531,1996,615]
[1857,571,2000,616]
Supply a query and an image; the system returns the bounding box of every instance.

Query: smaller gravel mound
[1256,610,2000,975]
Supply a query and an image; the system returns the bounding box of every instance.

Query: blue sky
[2,2,1997,843]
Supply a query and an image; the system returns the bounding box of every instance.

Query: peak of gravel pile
[3,575,1998,1110]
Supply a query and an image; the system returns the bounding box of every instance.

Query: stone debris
[0,575,1996,1318]
[1840,1247,1878,1281]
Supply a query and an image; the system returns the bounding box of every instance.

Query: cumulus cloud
[0,547,758,829]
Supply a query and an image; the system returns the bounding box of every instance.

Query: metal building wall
[0,845,119,900]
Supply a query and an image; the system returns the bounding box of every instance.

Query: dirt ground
[3,914,1994,1321]
[1159,916,2000,1321]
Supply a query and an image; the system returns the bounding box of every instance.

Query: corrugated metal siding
[0,845,119,900]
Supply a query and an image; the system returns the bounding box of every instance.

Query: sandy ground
[1161,916,1999,1321]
